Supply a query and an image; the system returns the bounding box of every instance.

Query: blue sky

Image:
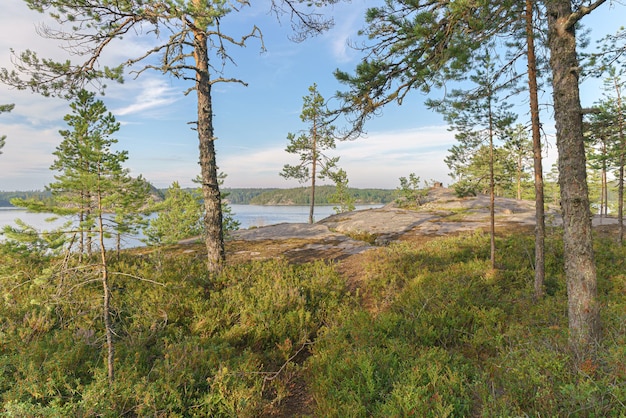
[0,0,624,191]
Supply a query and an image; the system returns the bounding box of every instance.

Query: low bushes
[0,249,353,416]
[1,230,625,416]
[308,232,626,417]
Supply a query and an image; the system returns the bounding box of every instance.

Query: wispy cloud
[216,125,456,189]
[325,1,369,64]
[111,78,180,117]
[335,126,456,187]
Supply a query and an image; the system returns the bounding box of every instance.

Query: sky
[0,1,624,191]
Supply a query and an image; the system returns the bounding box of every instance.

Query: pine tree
[9,90,150,384]
[144,182,204,246]
[395,173,428,207]
[48,90,125,256]
[586,32,626,243]
[429,49,517,269]
[524,0,547,300]
[281,84,341,224]
[603,69,626,243]
[330,169,355,214]
[110,175,152,255]
[545,0,605,355]
[584,100,616,217]
[504,124,534,200]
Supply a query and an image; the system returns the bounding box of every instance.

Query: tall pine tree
[10,90,150,383]
[281,84,341,224]
[429,49,517,269]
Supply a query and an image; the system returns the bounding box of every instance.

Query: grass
[339,229,379,245]
[0,228,625,416]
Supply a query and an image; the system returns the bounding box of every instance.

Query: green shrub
[308,230,626,416]
[0,248,353,416]
[2,227,625,416]
[309,310,475,417]
[396,173,429,208]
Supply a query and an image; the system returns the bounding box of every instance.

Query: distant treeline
[0,190,52,207]
[224,186,396,205]
[221,188,279,204]
[1,187,395,207]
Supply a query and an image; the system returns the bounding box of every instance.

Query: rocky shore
[226,187,618,263]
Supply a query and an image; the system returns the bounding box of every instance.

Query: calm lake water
[231,204,381,229]
[0,204,381,248]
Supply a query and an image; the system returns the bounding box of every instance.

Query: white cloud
[0,123,60,190]
[2,92,68,126]
[217,125,457,189]
[336,126,456,188]
[110,77,180,117]
[219,145,294,188]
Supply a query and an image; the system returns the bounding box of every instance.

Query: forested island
[0,190,52,207]
[224,186,395,205]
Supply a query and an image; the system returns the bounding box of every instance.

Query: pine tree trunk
[546,0,600,356]
[601,152,607,218]
[517,158,522,200]
[309,176,316,224]
[615,80,625,244]
[86,192,93,256]
[194,29,225,272]
[526,0,546,299]
[97,192,114,384]
[595,140,606,217]
[309,122,318,224]
[601,150,609,218]
[488,95,496,270]
[79,208,84,262]
[619,158,624,243]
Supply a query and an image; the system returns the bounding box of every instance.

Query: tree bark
[488,97,496,270]
[309,174,316,224]
[97,188,114,384]
[546,0,600,355]
[526,0,546,299]
[194,29,225,272]
[593,135,609,218]
[86,190,93,256]
[516,153,522,200]
[614,78,625,244]
[309,121,318,224]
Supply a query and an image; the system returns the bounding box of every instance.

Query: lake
[230,204,381,229]
[0,204,382,248]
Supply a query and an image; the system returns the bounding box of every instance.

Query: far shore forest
[0,186,397,208]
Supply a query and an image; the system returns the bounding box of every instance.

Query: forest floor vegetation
[1,188,624,416]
